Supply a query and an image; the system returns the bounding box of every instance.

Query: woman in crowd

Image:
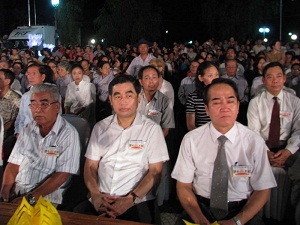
[81,59,94,81]
[250,56,267,97]
[65,64,96,121]
[47,60,59,82]
[186,61,219,131]
[92,61,114,121]
[266,40,285,65]
[56,61,72,103]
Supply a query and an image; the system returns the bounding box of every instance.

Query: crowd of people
[0,36,299,225]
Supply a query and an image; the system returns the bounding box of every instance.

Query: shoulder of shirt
[282,86,297,96]
[184,122,210,140]
[6,89,22,99]
[236,122,265,142]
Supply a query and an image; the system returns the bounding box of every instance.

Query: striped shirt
[186,91,211,127]
[8,114,80,204]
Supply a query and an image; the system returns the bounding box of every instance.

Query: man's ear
[205,104,209,116]
[41,74,46,82]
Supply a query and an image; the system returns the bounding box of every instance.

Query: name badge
[128,140,145,150]
[232,165,253,177]
[148,109,160,116]
[43,146,61,157]
[280,111,291,118]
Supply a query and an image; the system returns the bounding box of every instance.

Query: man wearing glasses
[0,84,80,206]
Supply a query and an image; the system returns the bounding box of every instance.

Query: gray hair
[57,61,71,72]
[30,84,60,102]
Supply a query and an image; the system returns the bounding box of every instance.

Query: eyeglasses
[29,101,58,110]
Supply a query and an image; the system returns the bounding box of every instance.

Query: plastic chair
[58,114,91,211]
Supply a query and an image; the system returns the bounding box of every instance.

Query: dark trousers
[176,195,264,225]
[73,199,156,224]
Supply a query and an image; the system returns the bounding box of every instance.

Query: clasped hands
[91,193,133,219]
[268,149,292,168]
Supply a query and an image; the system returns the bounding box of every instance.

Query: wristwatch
[130,192,142,205]
[233,216,242,225]
[26,193,37,206]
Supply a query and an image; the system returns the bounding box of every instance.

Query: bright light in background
[289,32,293,36]
[90,39,96,44]
[264,38,268,43]
[101,38,105,43]
[27,34,43,47]
[291,34,297,40]
[165,30,169,34]
[259,27,270,33]
[51,0,59,7]
[188,40,193,44]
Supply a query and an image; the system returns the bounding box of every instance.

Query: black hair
[203,78,239,105]
[71,64,84,72]
[0,69,15,85]
[196,61,219,98]
[97,60,110,68]
[262,62,284,77]
[108,74,141,95]
[138,65,160,80]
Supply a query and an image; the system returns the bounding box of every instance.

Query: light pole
[279,0,282,41]
[259,27,270,42]
[51,0,59,46]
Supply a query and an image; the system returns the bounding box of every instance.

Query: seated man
[247,61,300,222]
[0,69,21,168]
[138,65,175,137]
[76,75,169,223]
[172,78,276,225]
[0,84,80,206]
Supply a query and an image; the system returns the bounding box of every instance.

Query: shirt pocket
[123,142,146,167]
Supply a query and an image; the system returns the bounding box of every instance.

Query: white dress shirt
[172,122,276,201]
[85,112,169,201]
[247,88,300,154]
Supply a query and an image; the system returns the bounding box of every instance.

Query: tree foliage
[94,0,162,46]
[56,0,83,45]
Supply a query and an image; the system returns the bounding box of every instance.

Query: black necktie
[210,135,229,219]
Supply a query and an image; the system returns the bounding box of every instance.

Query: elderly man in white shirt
[172,78,276,225]
[0,84,80,205]
[75,75,169,224]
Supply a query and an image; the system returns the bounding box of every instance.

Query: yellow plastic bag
[8,196,62,225]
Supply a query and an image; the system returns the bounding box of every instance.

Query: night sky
[1,0,300,45]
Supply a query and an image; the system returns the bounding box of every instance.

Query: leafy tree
[94,0,162,46]
[56,0,83,45]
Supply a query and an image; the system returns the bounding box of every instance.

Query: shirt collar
[112,111,143,128]
[209,122,237,144]
[266,89,283,102]
[32,114,63,137]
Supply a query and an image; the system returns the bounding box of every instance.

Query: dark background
[1,0,300,46]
